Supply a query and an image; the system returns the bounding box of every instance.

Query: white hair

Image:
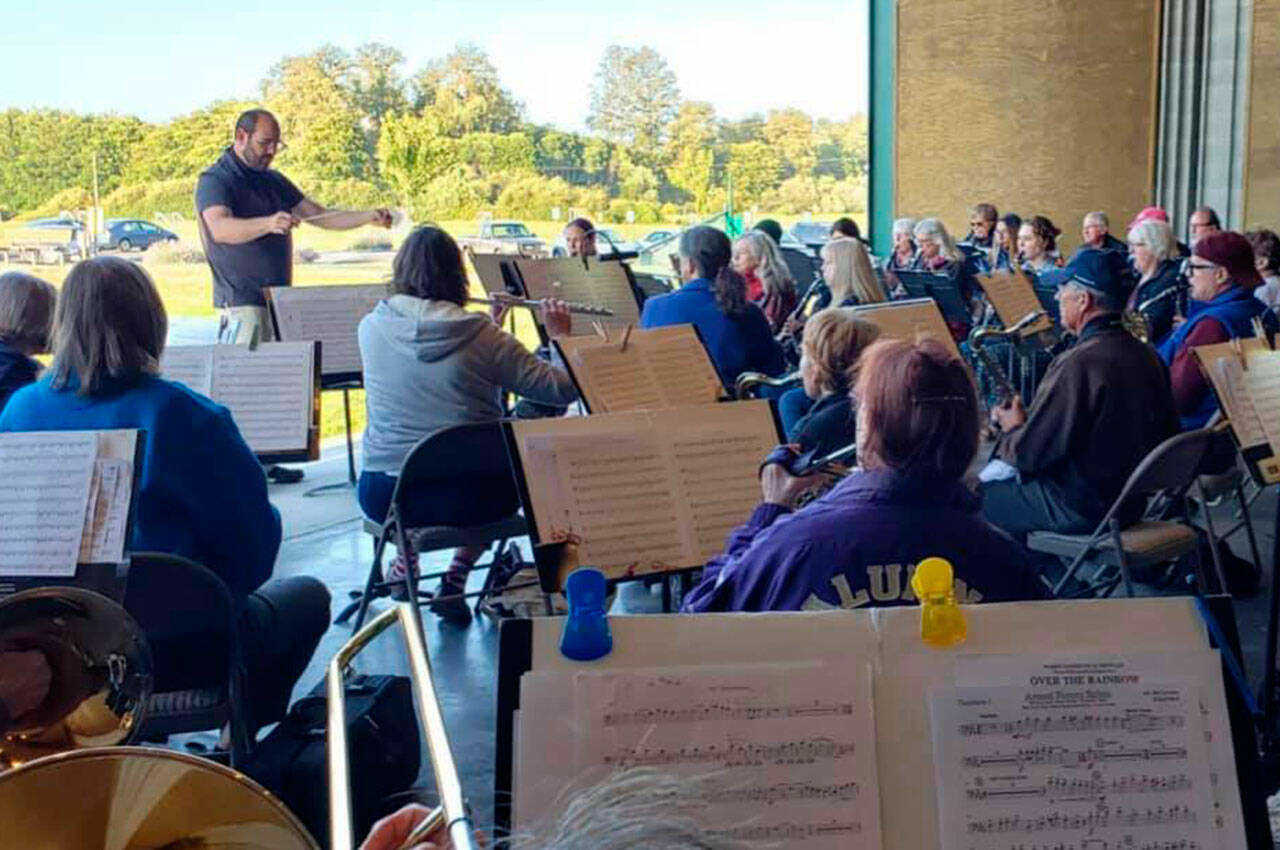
[892,217,917,237]
[1126,219,1177,263]
[735,231,795,297]
[509,769,746,849]
[912,217,962,263]
[1084,210,1110,228]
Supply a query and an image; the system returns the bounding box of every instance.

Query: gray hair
[1126,219,1177,263]
[912,217,963,263]
[1084,210,1110,229]
[892,217,917,237]
[50,257,167,395]
[1063,279,1125,314]
[0,272,56,352]
[734,231,795,298]
[510,769,746,849]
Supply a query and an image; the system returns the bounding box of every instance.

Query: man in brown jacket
[980,249,1180,548]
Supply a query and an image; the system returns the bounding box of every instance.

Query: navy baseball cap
[1062,248,1134,299]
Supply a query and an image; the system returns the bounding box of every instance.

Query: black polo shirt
[195,147,305,308]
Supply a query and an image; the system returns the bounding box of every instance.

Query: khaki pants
[220,305,276,344]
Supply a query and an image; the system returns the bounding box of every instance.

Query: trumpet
[469,295,615,317]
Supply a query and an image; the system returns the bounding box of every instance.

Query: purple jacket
[682,468,1045,612]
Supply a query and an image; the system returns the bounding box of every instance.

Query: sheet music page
[514,257,640,336]
[512,401,778,576]
[467,251,515,295]
[977,272,1053,334]
[1243,348,1280,457]
[1211,357,1268,448]
[0,431,97,576]
[159,345,214,396]
[931,654,1218,850]
[210,342,314,454]
[78,459,130,564]
[850,298,962,359]
[571,663,883,848]
[558,325,723,412]
[267,284,385,376]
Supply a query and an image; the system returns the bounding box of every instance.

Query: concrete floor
[262,439,1280,841]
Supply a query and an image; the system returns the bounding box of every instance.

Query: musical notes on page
[511,401,780,578]
[850,298,962,359]
[556,325,724,412]
[1243,349,1280,457]
[78,459,132,565]
[573,663,883,848]
[931,655,1218,850]
[0,432,97,575]
[266,283,385,376]
[514,257,640,336]
[978,271,1053,334]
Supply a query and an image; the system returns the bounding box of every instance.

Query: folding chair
[1188,421,1264,586]
[1026,428,1221,599]
[336,421,529,630]
[123,552,253,767]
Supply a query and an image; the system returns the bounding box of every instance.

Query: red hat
[1128,205,1168,230]
[1193,231,1264,289]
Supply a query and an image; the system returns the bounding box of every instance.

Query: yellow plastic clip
[911,557,967,648]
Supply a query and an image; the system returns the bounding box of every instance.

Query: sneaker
[385,553,417,602]
[429,578,473,626]
[266,465,305,484]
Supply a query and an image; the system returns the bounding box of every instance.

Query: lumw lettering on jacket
[799,563,986,611]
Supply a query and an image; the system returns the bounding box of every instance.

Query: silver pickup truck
[456,220,547,258]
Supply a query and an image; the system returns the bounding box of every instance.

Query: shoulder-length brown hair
[855,338,978,481]
[0,271,57,352]
[389,226,469,306]
[50,257,167,395]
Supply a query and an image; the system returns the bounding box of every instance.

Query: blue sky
[1,0,867,129]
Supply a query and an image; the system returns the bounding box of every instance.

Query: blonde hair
[0,272,56,352]
[734,231,795,298]
[822,237,887,305]
[801,308,881,395]
[912,217,963,264]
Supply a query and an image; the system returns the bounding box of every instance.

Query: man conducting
[196,108,391,483]
[980,249,1179,563]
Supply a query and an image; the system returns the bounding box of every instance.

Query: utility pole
[90,151,101,257]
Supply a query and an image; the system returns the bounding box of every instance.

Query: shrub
[142,239,205,265]
[493,173,576,220]
[102,179,196,219]
[412,166,489,220]
[26,187,95,219]
[348,234,393,252]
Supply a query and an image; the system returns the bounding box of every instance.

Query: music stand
[894,270,971,326]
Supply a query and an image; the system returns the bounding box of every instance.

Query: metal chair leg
[1109,518,1135,598]
[1237,483,1265,580]
[1196,483,1230,595]
[346,530,389,630]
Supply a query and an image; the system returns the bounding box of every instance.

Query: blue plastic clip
[560,568,612,662]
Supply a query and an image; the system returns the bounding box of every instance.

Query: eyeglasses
[251,136,287,152]
[1186,261,1218,272]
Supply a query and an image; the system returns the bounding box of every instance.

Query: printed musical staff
[0,432,97,576]
[557,325,724,413]
[267,283,385,376]
[711,820,863,842]
[962,745,1188,769]
[604,700,854,727]
[966,773,1193,800]
[960,713,1186,737]
[604,736,858,768]
[967,805,1196,834]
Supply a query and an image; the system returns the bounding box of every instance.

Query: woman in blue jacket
[0,256,327,732]
[683,338,1043,613]
[640,226,785,390]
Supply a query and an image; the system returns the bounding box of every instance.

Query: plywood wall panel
[896,0,1160,252]
[1246,0,1280,229]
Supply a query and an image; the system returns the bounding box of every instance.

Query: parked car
[638,229,680,253]
[551,227,640,259]
[98,219,178,252]
[456,220,547,257]
[789,221,833,252]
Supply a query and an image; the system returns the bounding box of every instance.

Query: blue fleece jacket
[0,374,281,600]
[640,278,786,389]
[682,468,1043,612]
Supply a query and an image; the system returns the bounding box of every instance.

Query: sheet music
[931,654,1218,850]
[467,251,515,295]
[266,283,385,376]
[1242,349,1280,457]
[164,343,316,456]
[511,401,779,577]
[557,325,723,412]
[977,271,1053,334]
[159,346,214,396]
[0,432,97,576]
[210,343,314,454]
[571,663,882,848]
[1212,357,1268,448]
[850,298,962,359]
[514,257,641,336]
[78,458,131,564]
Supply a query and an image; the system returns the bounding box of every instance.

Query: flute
[468,296,615,317]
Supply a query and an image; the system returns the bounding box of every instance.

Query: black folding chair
[336,421,529,630]
[1027,428,1221,598]
[123,552,253,767]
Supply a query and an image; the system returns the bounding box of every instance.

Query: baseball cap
[1193,231,1264,289]
[1062,248,1134,300]
[1128,205,1168,230]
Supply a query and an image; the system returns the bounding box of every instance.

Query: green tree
[763,108,817,178]
[378,111,460,202]
[412,45,523,136]
[0,110,145,212]
[348,43,409,136]
[123,100,256,183]
[457,132,536,174]
[587,45,679,169]
[724,141,782,208]
[664,102,718,210]
[262,46,371,182]
[717,115,765,145]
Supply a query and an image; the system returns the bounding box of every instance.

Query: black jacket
[998,314,1179,522]
[1128,259,1183,345]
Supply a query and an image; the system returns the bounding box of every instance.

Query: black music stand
[1027,268,1068,323]
[894,270,971,326]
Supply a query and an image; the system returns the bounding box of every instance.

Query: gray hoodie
[358,295,578,473]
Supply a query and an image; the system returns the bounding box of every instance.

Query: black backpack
[245,674,421,849]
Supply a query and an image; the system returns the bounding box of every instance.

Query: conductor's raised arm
[292,197,393,231]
